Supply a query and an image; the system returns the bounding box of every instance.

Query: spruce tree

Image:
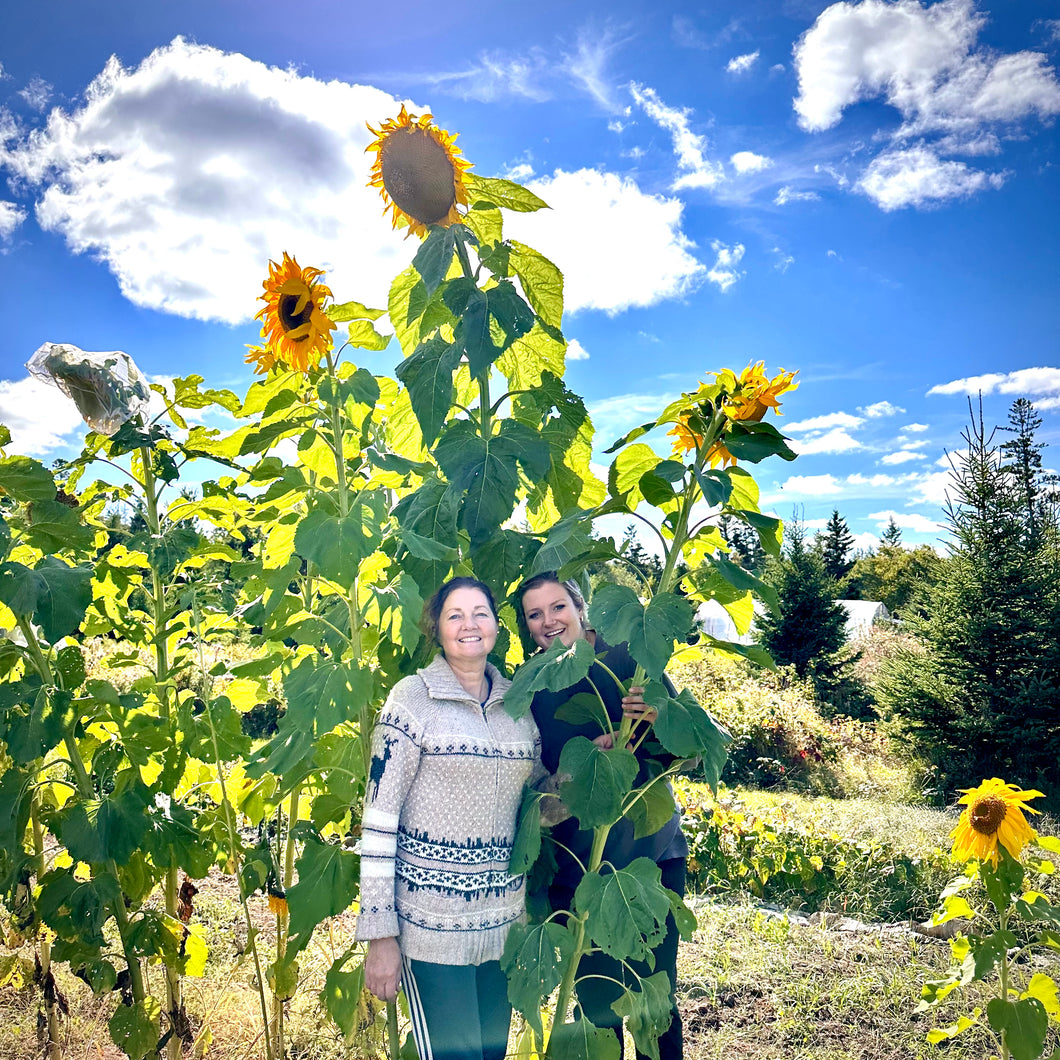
[876,399,1060,803]
[820,509,855,584]
[880,516,902,548]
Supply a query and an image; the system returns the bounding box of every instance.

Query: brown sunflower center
[381,128,457,226]
[278,290,314,339]
[970,794,1008,836]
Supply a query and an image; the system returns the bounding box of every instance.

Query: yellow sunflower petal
[255,252,336,374]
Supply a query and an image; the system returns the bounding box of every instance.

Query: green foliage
[848,543,940,618]
[818,509,855,584]
[876,401,1060,806]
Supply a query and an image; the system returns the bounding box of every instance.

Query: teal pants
[401,956,511,1060]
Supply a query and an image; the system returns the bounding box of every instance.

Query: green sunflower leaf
[285,834,360,956]
[588,585,695,680]
[548,1017,622,1060]
[109,997,162,1060]
[985,997,1048,1060]
[504,637,596,721]
[396,335,462,447]
[611,971,674,1060]
[509,241,564,328]
[574,858,670,961]
[559,737,638,831]
[501,921,576,1037]
[465,175,549,213]
[0,455,57,502]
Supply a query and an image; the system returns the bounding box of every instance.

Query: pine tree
[757,523,869,716]
[819,509,855,584]
[1000,397,1047,548]
[880,516,902,548]
[876,399,1060,803]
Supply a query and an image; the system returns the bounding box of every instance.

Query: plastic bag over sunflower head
[28,343,151,436]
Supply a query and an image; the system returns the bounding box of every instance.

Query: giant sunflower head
[255,252,336,373]
[950,778,1043,866]
[366,105,471,239]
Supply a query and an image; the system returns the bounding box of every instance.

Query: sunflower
[950,778,1043,866]
[722,362,799,423]
[268,891,288,918]
[244,344,277,376]
[255,252,337,373]
[366,105,472,238]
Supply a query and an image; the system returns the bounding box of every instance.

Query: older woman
[356,576,541,1060]
[516,571,688,1060]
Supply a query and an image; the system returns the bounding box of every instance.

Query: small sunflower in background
[255,252,337,373]
[366,105,472,238]
[950,778,1043,866]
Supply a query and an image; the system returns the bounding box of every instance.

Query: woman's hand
[622,686,658,727]
[365,936,401,1001]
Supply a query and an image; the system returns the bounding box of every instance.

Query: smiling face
[521,581,587,651]
[436,586,498,663]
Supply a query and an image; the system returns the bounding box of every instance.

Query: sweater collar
[419,653,507,708]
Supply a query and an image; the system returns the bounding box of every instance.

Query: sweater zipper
[480,698,502,881]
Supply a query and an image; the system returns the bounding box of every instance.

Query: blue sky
[2,0,1059,552]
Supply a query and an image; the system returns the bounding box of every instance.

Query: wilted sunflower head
[950,777,1043,867]
[366,105,471,238]
[255,252,336,373]
[719,362,799,422]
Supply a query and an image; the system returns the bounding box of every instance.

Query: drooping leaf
[510,787,542,875]
[109,997,162,1060]
[707,553,779,613]
[574,858,671,962]
[23,499,94,552]
[985,997,1048,1060]
[501,920,576,1037]
[589,586,695,680]
[509,241,563,328]
[558,737,638,831]
[643,683,730,788]
[486,281,536,349]
[53,784,150,866]
[611,971,674,1060]
[548,1017,622,1060]
[285,833,360,955]
[723,421,797,463]
[625,778,678,841]
[180,695,252,764]
[472,530,541,599]
[0,455,56,502]
[320,951,366,1039]
[504,638,596,720]
[30,557,94,643]
[395,335,462,447]
[413,225,460,295]
[326,299,385,322]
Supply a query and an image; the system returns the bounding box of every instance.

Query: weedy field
[5,783,1056,1060]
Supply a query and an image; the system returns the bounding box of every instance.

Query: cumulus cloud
[0,39,421,323]
[730,151,773,174]
[566,338,590,361]
[790,429,863,455]
[793,0,1060,208]
[777,474,845,496]
[0,376,86,454]
[629,83,724,189]
[774,186,821,205]
[508,168,705,314]
[868,509,945,535]
[786,411,865,432]
[902,422,929,432]
[910,469,956,506]
[857,144,1004,210]
[794,0,1060,135]
[928,366,1060,402]
[726,51,760,75]
[880,450,926,465]
[705,240,745,292]
[0,200,25,243]
[859,400,905,418]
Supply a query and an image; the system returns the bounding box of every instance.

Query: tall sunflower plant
[0,359,249,1060]
[496,364,798,1059]
[918,779,1060,1060]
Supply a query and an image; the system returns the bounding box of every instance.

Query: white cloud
[928,366,1060,400]
[772,248,794,272]
[730,150,773,174]
[629,83,724,190]
[564,25,628,111]
[503,162,535,182]
[588,392,674,450]
[777,474,844,496]
[566,338,590,361]
[786,411,864,432]
[509,168,705,314]
[774,185,821,205]
[422,51,554,103]
[910,469,955,506]
[705,240,745,292]
[896,438,928,449]
[1035,396,1060,410]
[868,509,945,535]
[0,38,421,323]
[0,200,25,242]
[846,473,900,487]
[880,450,926,465]
[726,51,760,75]
[902,422,929,432]
[0,376,85,454]
[793,0,1060,135]
[18,76,52,111]
[859,400,905,418]
[858,144,1004,210]
[935,449,966,468]
[790,429,863,455]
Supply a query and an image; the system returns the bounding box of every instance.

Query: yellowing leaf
[1021,974,1060,1016]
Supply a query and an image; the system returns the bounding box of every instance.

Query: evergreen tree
[757,522,870,716]
[880,516,902,548]
[819,509,855,584]
[850,544,938,617]
[876,400,1060,804]
[722,515,766,573]
[1000,397,1047,548]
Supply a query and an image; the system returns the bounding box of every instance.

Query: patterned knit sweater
[355,654,542,965]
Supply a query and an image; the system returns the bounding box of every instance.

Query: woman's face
[437,586,498,663]
[521,582,586,650]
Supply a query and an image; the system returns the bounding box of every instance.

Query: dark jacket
[530,637,687,889]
